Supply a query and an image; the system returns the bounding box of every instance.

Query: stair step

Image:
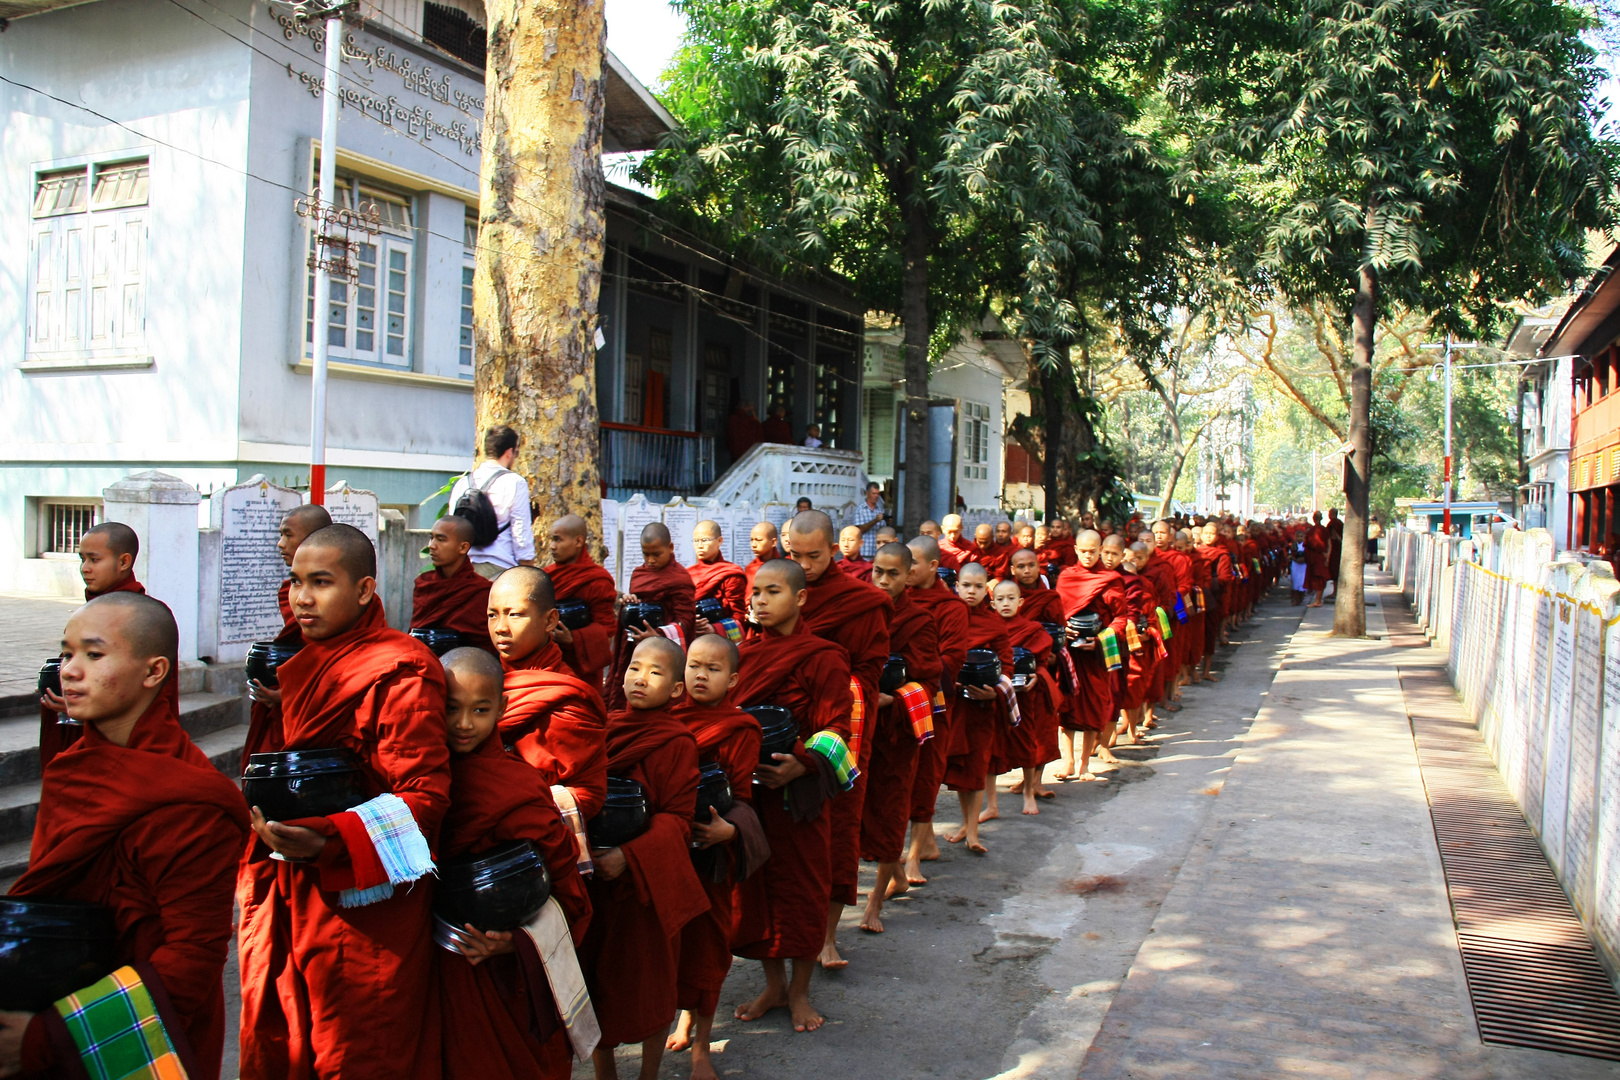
[0,838,30,890]
[0,693,245,787]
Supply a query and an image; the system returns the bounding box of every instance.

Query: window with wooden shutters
[27,159,148,362]
[961,400,991,480]
[303,177,415,368]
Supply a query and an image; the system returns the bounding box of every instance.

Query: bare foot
[945,826,968,844]
[1021,794,1039,815]
[818,942,848,970]
[978,805,1000,823]
[691,1053,720,1080]
[788,991,824,1033]
[916,833,941,861]
[1095,749,1120,764]
[858,907,884,933]
[735,987,787,1021]
[966,839,988,854]
[1035,785,1055,799]
[904,858,929,886]
[884,876,910,900]
[1006,778,1025,794]
[1204,671,1221,682]
[1052,766,1076,781]
[666,1011,695,1052]
[1075,773,1107,783]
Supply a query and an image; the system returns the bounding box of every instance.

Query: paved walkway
[1080,589,1619,1079]
[0,592,81,699]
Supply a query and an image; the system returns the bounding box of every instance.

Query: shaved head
[694,519,722,539]
[301,523,375,581]
[751,521,779,540]
[284,504,332,535]
[757,558,807,592]
[908,535,942,563]
[1129,541,1150,557]
[632,635,687,672]
[553,514,588,539]
[787,510,836,547]
[441,645,503,683]
[492,565,554,612]
[641,522,672,546]
[1076,529,1101,546]
[689,632,740,674]
[435,515,475,543]
[958,562,988,583]
[82,592,177,665]
[1102,533,1126,550]
[876,541,913,568]
[84,521,139,559]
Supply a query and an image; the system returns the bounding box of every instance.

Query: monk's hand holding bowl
[0,1010,30,1077]
[690,814,736,849]
[964,685,998,701]
[39,687,66,715]
[454,925,515,967]
[693,616,714,636]
[549,621,574,646]
[756,751,807,789]
[249,806,327,861]
[593,846,628,880]
[626,622,659,644]
[247,679,282,706]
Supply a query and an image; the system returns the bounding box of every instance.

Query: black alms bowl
[1067,612,1102,645]
[36,657,62,699]
[245,640,303,688]
[879,654,907,693]
[587,777,649,850]
[695,597,728,625]
[434,840,551,934]
[408,628,464,657]
[241,748,368,822]
[1045,562,1063,584]
[744,705,797,764]
[1040,621,1065,655]
[695,761,734,823]
[1011,647,1038,688]
[936,566,958,588]
[0,897,117,1012]
[620,602,666,630]
[555,600,591,631]
[958,647,1002,689]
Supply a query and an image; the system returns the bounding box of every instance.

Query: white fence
[1385,527,1620,970]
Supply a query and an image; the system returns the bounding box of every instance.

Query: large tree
[1166,0,1618,634]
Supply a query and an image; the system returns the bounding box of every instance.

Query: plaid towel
[339,793,436,908]
[1252,558,1262,574]
[1173,593,1188,623]
[1098,627,1123,672]
[805,730,858,790]
[1054,641,1080,695]
[655,622,687,648]
[997,675,1021,727]
[1124,621,1143,652]
[847,678,865,760]
[932,689,947,716]
[55,965,186,1080]
[1192,586,1205,613]
[520,898,600,1061]
[1156,606,1173,640]
[897,681,934,743]
[550,784,593,877]
[712,617,743,643]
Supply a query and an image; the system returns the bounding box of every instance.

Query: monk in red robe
[941,562,1013,852]
[731,560,854,1035]
[667,635,764,1080]
[37,521,149,770]
[1180,529,1215,684]
[1007,548,1064,797]
[582,637,706,1080]
[543,514,619,684]
[836,525,874,584]
[2,594,248,1080]
[783,510,890,969]
[858,542,940,934]
[435,647,592,1080]
[938,514,972,571]
[1036,519,1078,571]
[411,515,494,652]
[964,523,1012,580]
[243,506,331,770]
[903,535,970,886]
[1114,543,1160,742]
[606,523,696,711]
[488,567,609,831]
[742,521,780,592]
[1015,522,1036,551]
[1151,520,1192,707]
[1054,530,1128,783]
[1304,511,1331,606]
[987,579,1058,817]
[688,519,749,625]
[1135,537,1181,724]
[1200,522,1237,651]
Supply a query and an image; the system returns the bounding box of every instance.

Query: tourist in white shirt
[448,425,537,578]
[803,423,823,449]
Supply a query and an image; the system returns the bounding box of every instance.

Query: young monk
[38,521,149,769]
[243,504,332,768]
[988,579,1057,817]
[689,520,749,627]
[938,514,972,570]
[1094,535,1136,762]
[836,525,873,584]
[964,523,1012,580]
[1053,529,1128,784]
[411,515,495,652]
[1,594,249,1080]
[1152,520,1194,708]
[742,521,780,592]
[488,566,609,857]
[1112,538,1158,745]
[582,637,706,1080]
[1135,536,1181,724]
[237,524,450,1080]
[902,535,970,886]
[606,523,696,710]
[942,562,1013,849]
[731,559,854,1034]
[859,542,941,933]
[668,635,765,1080]
[1015,523,1036,550]
[1007,547,1063,798]
[785,510,890,970]
[436,647,594,1080]
[544,515,620,684]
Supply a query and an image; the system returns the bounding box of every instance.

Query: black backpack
[454,468,512,548]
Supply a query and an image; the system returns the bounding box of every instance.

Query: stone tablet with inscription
[601,499,622,585]
[324,482,380,545]
[1542,597,1577,872]
[664,499,700,569]
[213,475,303,647]
[1565,605,1603,910]
[620,496,663,592]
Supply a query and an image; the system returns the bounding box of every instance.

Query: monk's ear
[457,540,471,558]
[543,607,560,635]
[793,587,807,608]
[118,552,136,575]
[141,654,171,691]
[670,680,685,700]
[356,575,378,606]
[725,670,740,692]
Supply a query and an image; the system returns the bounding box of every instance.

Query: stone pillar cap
[102,470,201,505]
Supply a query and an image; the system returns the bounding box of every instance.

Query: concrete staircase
[0,665,249,884]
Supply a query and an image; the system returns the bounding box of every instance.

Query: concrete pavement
[0,591,81,699]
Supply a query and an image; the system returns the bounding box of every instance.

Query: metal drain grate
[1398,664,1620,1061]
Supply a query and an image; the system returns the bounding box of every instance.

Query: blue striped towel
[339,793,436,909]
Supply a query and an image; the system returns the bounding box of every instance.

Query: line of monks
[6,503,1288,1080]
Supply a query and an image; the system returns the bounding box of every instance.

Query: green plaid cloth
[1156,606,1173,639]
[806,730,858,791]
[1098,627,1124,672]
[56,965,188,1080]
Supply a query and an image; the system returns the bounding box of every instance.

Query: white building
[1508,307,1572,549]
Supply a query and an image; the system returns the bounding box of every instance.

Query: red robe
[731,626,852,959]
[688,556,749,623]
[1054,563,1129,731]
[244,578,301,772]
[998,614,1058,773]
[839,556,874,584]
[673,698,761,1016]
[501,642,610,821]
[1035,538,1077,568]
[964,542,1011,580]
[237,600,451,1080]
[39,575,145,771]
[742,556,769,594]
[545,553,619,685]
[859,591,940,863]
[943,603,1013,792]
[13,676,248,1080]
[606,563,696,710]
[1139,558,1181,700]
[1199,541,1236,658]
[411,559,494,651]
[580,708,705,1046]
[907,582,970,823]
[1117,572,1157,712]
[437,736,591,1080]
[938,536,972,571]
[799,560,891,907]
[1304,525,1330,591]
[1184,546,1211,664]
[1017,582,1068,761]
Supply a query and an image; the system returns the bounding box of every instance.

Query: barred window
[40,501,100,555]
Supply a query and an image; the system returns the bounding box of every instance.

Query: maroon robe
[907,582,970,823]
[501,642,610,821]
[688,556,749,623]
[411,558,494,652]
[1054,562,1129,732]
[839,556,874,584]
[998,614,1058,773]
[545,553,619,685]
[943,602,1013,792]
[605,562,696,710]
[860,591,940,862]
[243,578,301,772]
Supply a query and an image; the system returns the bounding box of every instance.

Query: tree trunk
[900,197,932,536]
[1042,353,1064,519]
[1333,264,1375,637]
[475,0,606,548]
